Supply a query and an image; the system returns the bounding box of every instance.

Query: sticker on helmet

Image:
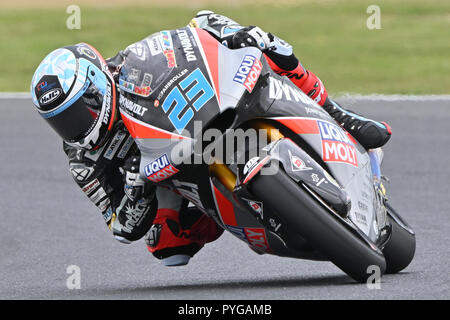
[31,48,76,100]
[38,88,62,106]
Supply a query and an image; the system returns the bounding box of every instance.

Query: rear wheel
[382,203,416,274]
[250,168,386,283]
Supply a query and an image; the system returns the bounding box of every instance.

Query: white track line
[0,92,31,99]
[1,92,449,101]
[335,94,450,102]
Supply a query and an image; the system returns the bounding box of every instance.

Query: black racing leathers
[63,120,157,242]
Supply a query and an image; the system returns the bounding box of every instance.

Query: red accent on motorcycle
[245,227,271,253]
[243,155,271,185]
[121,111,189,140]
[381,121,392,135]
[213,185,237,226]
[195,28,221,104]
[274,117,320,135]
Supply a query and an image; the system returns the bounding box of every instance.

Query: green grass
[0,0,449,94]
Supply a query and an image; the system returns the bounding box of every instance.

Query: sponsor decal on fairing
[225,225,271,253]
[233,55,262,93]
[157,68,188,100]
[288,150,312,172]
[144,154,179,183]
[226,225,247,242]
[119,95,148,117]
[161,68,214,134]
[318,120,358,167]
[354,211,368,226]
[268,77,316,106]
[243,157,260,175]
[245,228,271,252]
[118,78,151,98]
[146,36,163,56]
[160,30,177,68]
[126,42,147,61]
[176,29,197,62]
[242,198,263,219]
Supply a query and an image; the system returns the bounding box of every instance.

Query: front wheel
[382,203,416,274]
[250,168,386,283]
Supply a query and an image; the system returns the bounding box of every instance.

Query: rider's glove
[231,26,274,51]
[112,155,156,244]
[123,155,145,203]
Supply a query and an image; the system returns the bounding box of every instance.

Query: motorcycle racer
[30,11,391,267]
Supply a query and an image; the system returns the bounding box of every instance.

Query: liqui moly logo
[144,154,179,183]
[233,55,262,93]
[318,120,358,167]
[226,226,271,253]
[244,228,271,253]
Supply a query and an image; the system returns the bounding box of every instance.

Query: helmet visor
[45,81,104,142]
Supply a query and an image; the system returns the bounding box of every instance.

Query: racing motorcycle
[118,27,416,282]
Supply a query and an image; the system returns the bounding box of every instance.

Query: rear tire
[382,205,416,274]
[250,168,386,283]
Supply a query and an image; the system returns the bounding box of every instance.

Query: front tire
[382,203,416,274]
[250,168,386,283]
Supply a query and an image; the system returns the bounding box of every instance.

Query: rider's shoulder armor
[189,10,243,47]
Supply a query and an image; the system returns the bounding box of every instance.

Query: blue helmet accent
[39,59,107,119]
[30,43,116,150]
[31,48,77,106]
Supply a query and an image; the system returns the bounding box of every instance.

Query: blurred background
[0,0,449,95]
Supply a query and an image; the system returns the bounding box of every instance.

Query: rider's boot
[265,56,392,150]
[322,98,392,149]
[289,68,392,150]
[145,207,223,266]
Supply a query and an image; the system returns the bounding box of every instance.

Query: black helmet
[31,43,117,150]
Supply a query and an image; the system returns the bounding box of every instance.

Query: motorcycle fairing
[119,27,264,183]
[260,74,379,239]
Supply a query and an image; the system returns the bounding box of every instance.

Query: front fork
[208,120,284,192]
[368,148,393,248]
